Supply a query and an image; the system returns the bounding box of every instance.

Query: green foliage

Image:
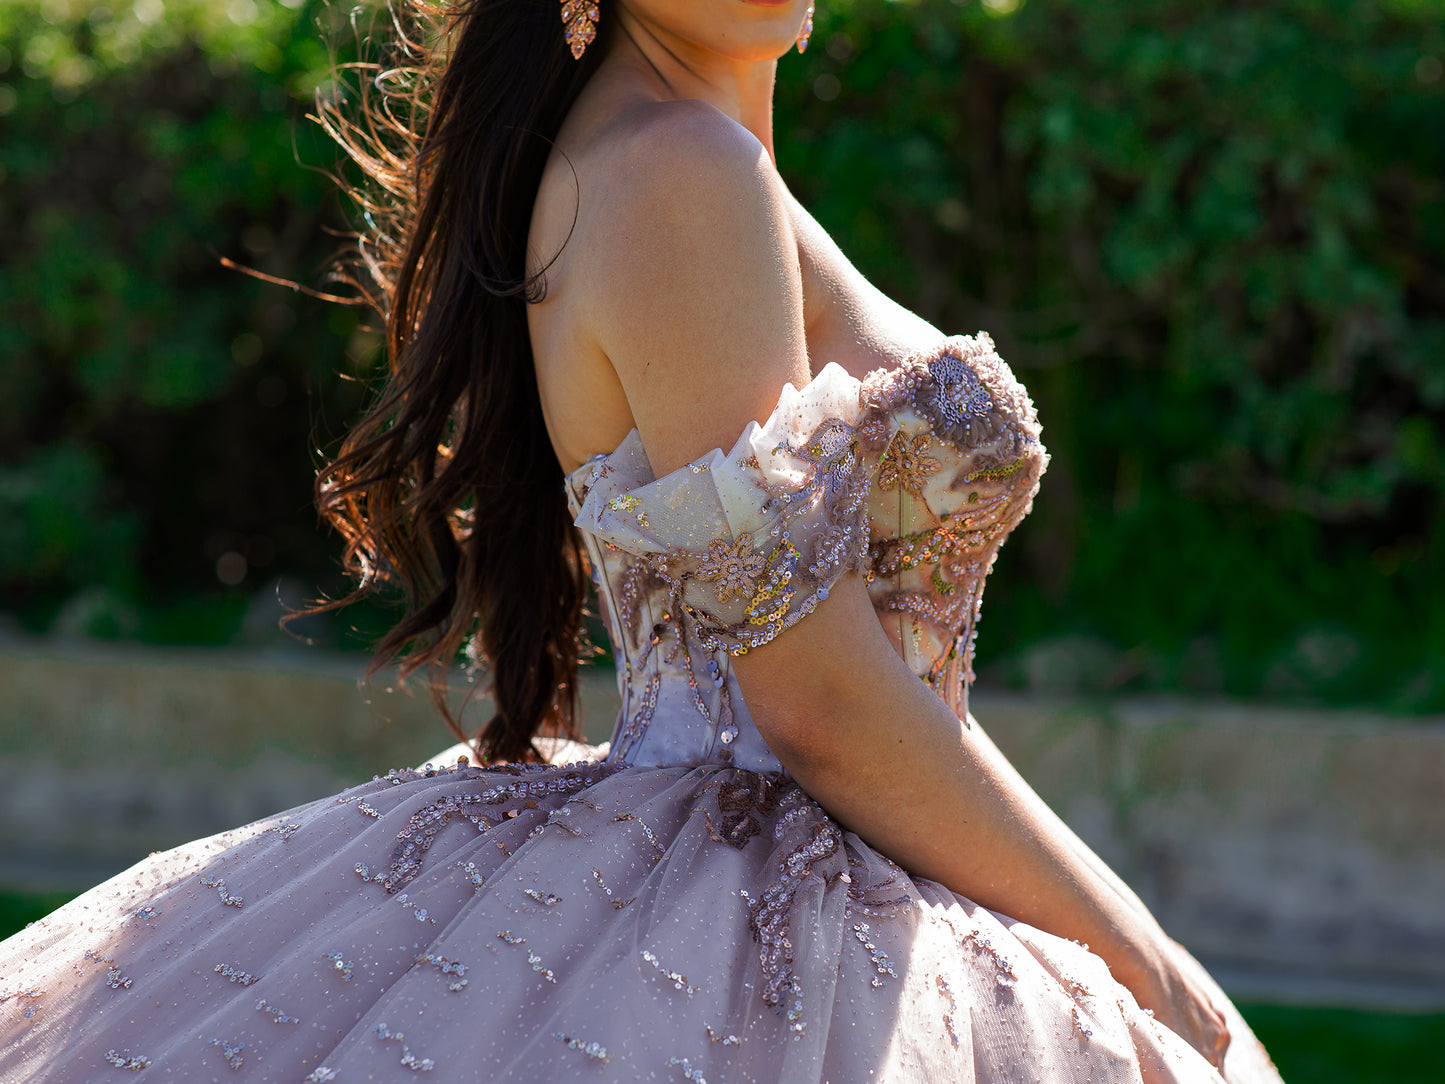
[1238,1002,1445,1083]
[777,0,1445,710]
[0,0,374,640]
[1,0,1441,709]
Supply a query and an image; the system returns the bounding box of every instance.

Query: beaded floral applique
[858,334,1048,702]
[695,536,767,603]
[572,333,1046,764]
[876,430,941,496]
[644,416,872,660]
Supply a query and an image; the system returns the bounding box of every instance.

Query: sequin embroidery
[198,875,243,908]
[104,1049,151,1071]
[206,1037,246,1071]
[554,1032,610,1063]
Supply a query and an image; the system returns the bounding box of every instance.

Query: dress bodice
[565,334,1047,771]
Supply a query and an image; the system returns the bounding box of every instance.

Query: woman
[0,2,1282,1081]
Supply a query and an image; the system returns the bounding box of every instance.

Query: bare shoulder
[610,97,769,186]
[577,99,810,477]
[586,99,783,286]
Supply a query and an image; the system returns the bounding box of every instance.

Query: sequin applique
[373,1022,435,1072]
[1,987,43,1020]
[255,999,300,1024]
[641,949,697,997]
[554,1032,610,1063]
[206,1037,245,1071]
[667,1056,708,1082]
[569,335,1047,772]
[381,763,622,891]
[936,975,961,1048]
[743,808,843,1035]
[497,932,556,983]
[851,922,898,987]
[857,336,1048,711]
[877,430,941,496]
[695,771,783,849]
[321,951,354,981]
[104,1049,151,1071]
[213,963,261,986]
[614,812,666,862]
[395,892,436,924]
[198,875,243,908]
[695,536,767,603]
[413,953,468,992]
[590,867,637,909]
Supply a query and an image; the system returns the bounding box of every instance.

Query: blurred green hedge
[2,0,1441,710]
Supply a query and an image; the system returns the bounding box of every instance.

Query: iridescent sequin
[103,1049,151,1071]
[395,892,435,924]
[213,963,261,986]
[199,875,243,908]
[255,998,300,1024]
[641,950,697,997]
[497,932,555,983]
[321,951,354,981]
[206,1037,246,1071]
[590,866,636,909]
[614,812,666,862]
[414,953,468,992]
[851,921,898,987]
[3,987,42,1020]
[554,1032,610,1063]
[667,1056,708,1082]
[936,974,960,1048]
[373,1022,435,1072]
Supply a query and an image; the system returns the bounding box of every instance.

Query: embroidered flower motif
[696,536,766,603]
[916,351,1002,449]
[877,430,941,496]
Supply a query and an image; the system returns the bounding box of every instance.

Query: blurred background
[0,0,1442,1077]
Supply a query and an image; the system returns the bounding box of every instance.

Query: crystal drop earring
[796,3,815,54]
[561,0,599,60]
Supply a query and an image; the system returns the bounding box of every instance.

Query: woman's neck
[605,8,779,160]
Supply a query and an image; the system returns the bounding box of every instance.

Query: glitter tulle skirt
[0,755,1280,1083]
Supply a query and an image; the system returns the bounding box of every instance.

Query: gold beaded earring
[796,3,814,54]
[561,0,599,60]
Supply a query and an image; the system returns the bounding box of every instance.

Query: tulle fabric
[0,759,1270,1082]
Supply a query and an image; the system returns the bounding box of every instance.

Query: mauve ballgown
[0,336,1281,1082]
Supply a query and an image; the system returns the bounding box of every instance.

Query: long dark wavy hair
[314,0,610,762]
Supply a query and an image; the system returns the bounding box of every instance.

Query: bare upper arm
[583,101,810,477]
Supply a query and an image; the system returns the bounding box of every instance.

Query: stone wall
[1,641,1441,1008]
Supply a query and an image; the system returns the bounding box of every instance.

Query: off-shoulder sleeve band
[572,363,873,655]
